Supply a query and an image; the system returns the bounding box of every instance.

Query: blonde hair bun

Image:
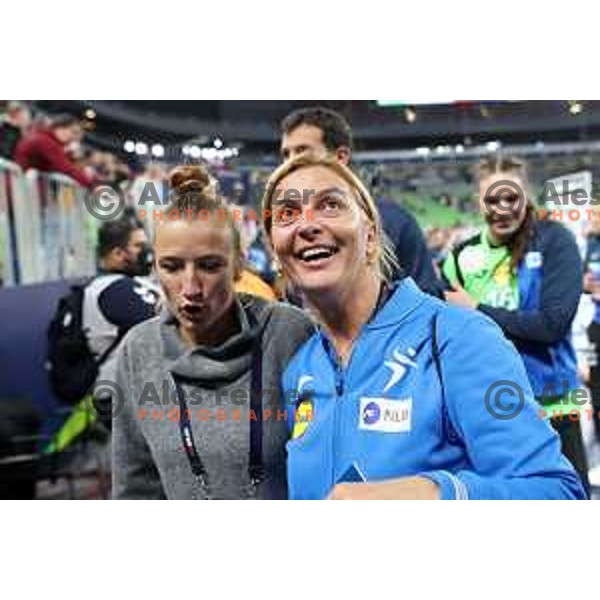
[169,164,211,195]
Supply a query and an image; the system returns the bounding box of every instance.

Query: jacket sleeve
[478,224,582,344]
[399,213,442,297]
[38,136,95,187]
[112,338,166,499]
[380,201,442,297]
[441,249,459,288]
[422,310,585,500]
[98,278,158,330]
[583,242,592,272]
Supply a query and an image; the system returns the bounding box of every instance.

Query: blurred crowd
[0,101,131,187]
[0,102,276,289]
[425,224,479,267]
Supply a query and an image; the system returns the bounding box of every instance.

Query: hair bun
[169,165,211,194]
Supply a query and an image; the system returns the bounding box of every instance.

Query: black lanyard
[170,328,264,497]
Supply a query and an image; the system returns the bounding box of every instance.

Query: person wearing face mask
[261,153,585,500]
[84,218,160,395]
[111,165,314,499]
[442,156,589,495]
[44,218,160,454]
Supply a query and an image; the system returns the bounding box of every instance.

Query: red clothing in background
[14,129,94,187]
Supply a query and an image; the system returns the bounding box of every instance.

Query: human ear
[365,222,378,264]
[336,146,351,165]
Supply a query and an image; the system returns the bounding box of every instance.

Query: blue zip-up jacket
[376,198,442,297]
[282,278,585,500]
[583,234,600,324]
[475,220,582,397]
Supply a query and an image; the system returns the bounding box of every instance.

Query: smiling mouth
[295,245,340,264]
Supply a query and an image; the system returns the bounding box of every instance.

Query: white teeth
[300,246,335,260]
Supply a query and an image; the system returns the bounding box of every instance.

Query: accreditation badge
[525,251,543,269]
[291,398,314,440]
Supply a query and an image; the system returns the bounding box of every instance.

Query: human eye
[319,195,344,215]
[273,202,300,226]
[158,259,181,273]
[197,257,226,273]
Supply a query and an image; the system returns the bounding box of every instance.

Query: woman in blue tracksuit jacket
[261,153,585,500]
[443,156,589,495]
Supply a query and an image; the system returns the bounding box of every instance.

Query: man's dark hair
[97,219,139,259]
[281,107,353,152]
[122,206,145,230]
[51,113,80,130]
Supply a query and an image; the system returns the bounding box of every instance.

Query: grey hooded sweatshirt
[112,294,314,499]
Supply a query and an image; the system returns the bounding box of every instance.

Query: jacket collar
[317,276,426,355]
[364,277,426,330]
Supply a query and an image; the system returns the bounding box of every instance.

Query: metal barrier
[0,159,98,286]
[0,158,25,285]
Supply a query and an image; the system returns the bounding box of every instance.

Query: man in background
[14,113,96,187]
[0,101,31,161]
[85,217,159,386]
[279,107,441,296]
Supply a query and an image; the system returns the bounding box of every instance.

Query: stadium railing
[0,158,98,285]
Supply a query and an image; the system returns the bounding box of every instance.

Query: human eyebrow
[158,256,183,264]
[272,194,303,207]
[196,254,227,263]
[315,187,348,200]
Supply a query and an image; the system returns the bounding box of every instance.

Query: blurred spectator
[14,114,96,187]
[114,159,131,186]
[128,162,167,206]
[46,218,160,453]
[0,101,31,160]
[443,156,589,494]
[128,162,167,235]
[86,151,131,185]
[427,227,450,266]
[235,267,277,300]
[280,106,442,296]
[233,206,273,283]
[584,217,600,443]
[88,150,108,175]
[88,218,159,385]
[211,202,276,299]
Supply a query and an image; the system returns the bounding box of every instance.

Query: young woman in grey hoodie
[111,165,313,499]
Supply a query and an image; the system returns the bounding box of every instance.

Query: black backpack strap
[86,275,127,368]
[95,327,126,367]
[431,313,462,446]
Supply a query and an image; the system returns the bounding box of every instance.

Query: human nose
[296,212,324,239]
[181,264,202,297]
